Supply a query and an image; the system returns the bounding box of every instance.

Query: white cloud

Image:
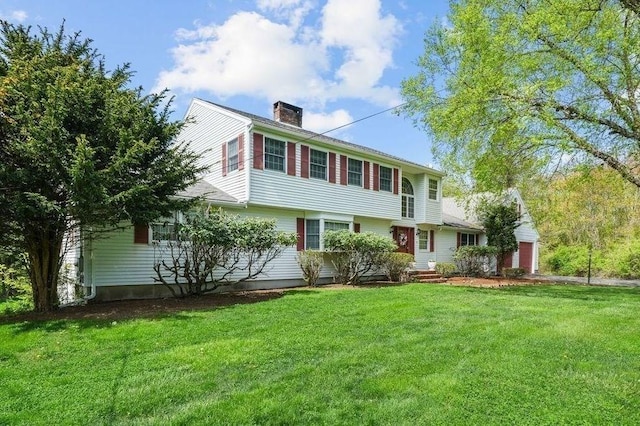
[0,9,28,22]
[155,0,403,108]
[304,108,353,133]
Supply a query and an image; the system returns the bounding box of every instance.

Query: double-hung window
[428,178,438,201]
[310,149,327,180]
[419,231,429,250]
[227,138,239,173]
[151,222,179,241]
[305,219,321,250]
[348,158,362,186]
[379,166,392,192]
[265,137,286,172]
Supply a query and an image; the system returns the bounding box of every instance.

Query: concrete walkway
[526,274,640,288]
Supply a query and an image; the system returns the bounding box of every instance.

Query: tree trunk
[26,224,64,312]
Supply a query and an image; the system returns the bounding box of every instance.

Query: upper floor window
[460,233,478,246]
[310,149,327,180]
[227,138,239,173]
[379,166,392,192]
[402,177,415,219]
[428,178,439,201]
[348,158,362,186]
[265,137,286,172]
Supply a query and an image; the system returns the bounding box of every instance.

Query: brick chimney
[273,101,303,127]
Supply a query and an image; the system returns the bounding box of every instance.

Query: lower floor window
[306,219,321,250]
[151,222,179,241]
[419,232,429,250]
[460,233,478,246]
[306,219,351,250]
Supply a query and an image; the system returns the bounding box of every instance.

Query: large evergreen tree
[0,22,204,311]
[401,0,640,192]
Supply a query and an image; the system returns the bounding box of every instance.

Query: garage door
[518,242,533,273]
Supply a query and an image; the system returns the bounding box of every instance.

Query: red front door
[392,226,415,256]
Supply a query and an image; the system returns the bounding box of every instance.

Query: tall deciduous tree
[0,22,204,311]
[401,0,640,191]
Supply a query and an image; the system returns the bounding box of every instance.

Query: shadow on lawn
[1,290,286,331]
[466,283,640,302]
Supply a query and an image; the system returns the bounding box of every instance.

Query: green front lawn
[2,284,639,425]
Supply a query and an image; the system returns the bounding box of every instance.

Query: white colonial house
[68,99,539,301]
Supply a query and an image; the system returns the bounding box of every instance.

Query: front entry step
[409,269,448,284]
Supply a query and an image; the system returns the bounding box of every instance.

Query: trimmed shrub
[453,245,498,277]
[323,230,397,285]
[435,262,457,277]
[381,252,414,282]
[502,267,526,278]
[297,250,324,287]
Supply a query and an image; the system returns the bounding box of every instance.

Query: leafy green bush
[542,245,603,277]
[153,209,298,297]
[0,265,33,315]
[502,267,525,278]
[601,239,640,279]
[297,250,324,287]
[381,252,414,282]
[435,262,457,277]
[323,230,396,285]
[453,245,498,277]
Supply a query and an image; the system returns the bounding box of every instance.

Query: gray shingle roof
[176,180,237,203]
[198,98,444,175]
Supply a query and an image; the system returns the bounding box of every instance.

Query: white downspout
[83,231,96,301]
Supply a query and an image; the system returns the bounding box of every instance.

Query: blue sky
[1,0,450,167]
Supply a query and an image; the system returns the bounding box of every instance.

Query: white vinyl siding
[176,101,247,201]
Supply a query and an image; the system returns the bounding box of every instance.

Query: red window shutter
[300,145,309,178]
[222,143,227,177]
[134,223,148,244]
[296,218,305,251]
[363,161,370,189]
[253,133,264,170]
[354,223,361,233]
[238,133,245,170]
[329,152,336,183]
[340,155,348,185]
[287,142,296,176]
[393,168,399,194]
[430,230,435,252]
[373,163,379,191]
[457,232,461,248]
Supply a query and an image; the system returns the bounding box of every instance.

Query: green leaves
[401,0,640,191]
[0,21,205,310]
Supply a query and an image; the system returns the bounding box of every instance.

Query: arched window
[401,177,414,218]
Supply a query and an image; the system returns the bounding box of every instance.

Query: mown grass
[1,283,640,425]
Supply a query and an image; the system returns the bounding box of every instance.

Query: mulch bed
[1,277,544,324]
